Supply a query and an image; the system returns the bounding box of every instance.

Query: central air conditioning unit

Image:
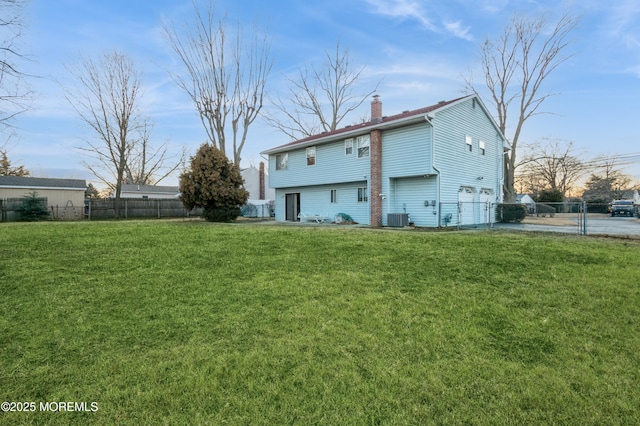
[387,213,409,227]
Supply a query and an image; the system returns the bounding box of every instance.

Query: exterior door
[285,193,300,221]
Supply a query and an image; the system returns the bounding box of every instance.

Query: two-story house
[261,94,510,227]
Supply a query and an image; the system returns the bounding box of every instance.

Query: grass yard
[1,220,639,425]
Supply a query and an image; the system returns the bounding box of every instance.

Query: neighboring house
[0,176,86,220]
[241,162,275,201]
[241,162,275,218]
[516,194,536,214]
[261,94,510,227]
[120,184,179,199]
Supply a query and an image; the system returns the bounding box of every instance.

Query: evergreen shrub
[496,203,526,223]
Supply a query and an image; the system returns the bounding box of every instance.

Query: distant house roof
[0,176,86,190]
[261,95,510,155]
[516,194,535,203]
[120,184,179,195]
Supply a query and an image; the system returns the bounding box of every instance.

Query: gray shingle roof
[0,176,87,190]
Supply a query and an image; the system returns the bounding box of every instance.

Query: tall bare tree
[163,0,271,165]
[267,41,379,140]
[467,13,579,201]
[0,0,32,129]
[516,139,584,197]
[66,51,180,217]
[123,122,185,186]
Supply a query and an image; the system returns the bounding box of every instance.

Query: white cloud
[364,0,475,40]
[364,0,437,31]
[444,21,473,41]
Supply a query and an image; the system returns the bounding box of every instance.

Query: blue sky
[8,0,640,188]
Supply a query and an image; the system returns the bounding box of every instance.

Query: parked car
[610,200,635,217]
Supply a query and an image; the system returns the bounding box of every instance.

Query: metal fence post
[582,201,587,236]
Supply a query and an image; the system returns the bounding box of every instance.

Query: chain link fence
[441,201,640,237]
[496,201,640,238]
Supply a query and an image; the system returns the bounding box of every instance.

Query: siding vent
[387,213,409,227]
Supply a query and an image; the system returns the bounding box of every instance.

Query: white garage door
[458,186,476,225]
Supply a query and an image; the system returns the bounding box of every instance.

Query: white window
[330,189,337,203]
[357,186,368,202]
[479,140,486,155]
[466,135,472,152]
[345,139,353,155]
[275,153,288,170]
[306,146,316,166]
[357,135,370,158]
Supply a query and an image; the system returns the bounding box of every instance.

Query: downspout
[425,114,440,226]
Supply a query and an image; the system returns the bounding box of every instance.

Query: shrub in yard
[203,206,241,222]
[179,143,248,222]
[16,191,50,221]
[535,203,556,217]
[496,203,526,223]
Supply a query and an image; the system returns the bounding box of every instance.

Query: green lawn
[1,220,639,425]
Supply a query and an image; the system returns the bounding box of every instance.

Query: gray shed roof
[0,176,86,190]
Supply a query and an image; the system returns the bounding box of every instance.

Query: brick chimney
[259,162,265,200]
[371,94,382,123]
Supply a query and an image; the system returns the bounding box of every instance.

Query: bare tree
[163,0,271,165]
[267,41,379,140]
[123,122,185,186]
[466,13,579,202]
[516,139,584,197]
[66,51,180,217]
[0,0,32,129]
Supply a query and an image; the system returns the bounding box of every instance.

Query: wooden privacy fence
[1,197,85,222]
[1,197,49,221]
[87,198,202,220]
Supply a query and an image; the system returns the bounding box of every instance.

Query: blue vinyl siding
[383,176,437,226]
[433,98,504,212]
[381,123,433,178]
[269,137,370,189]
[274,182,369,224]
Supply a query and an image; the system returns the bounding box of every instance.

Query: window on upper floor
[345,139,353,156]
[357,135,370,158]
[479,140,486,155]
[306,146,316,166]
[466,135,472,152]
[357,186,368,202]
[275,153,288,170]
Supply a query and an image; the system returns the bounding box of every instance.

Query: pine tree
[0,150,30,176]
[179,144,248,222]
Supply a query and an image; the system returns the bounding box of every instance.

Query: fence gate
[577,201,587,235]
